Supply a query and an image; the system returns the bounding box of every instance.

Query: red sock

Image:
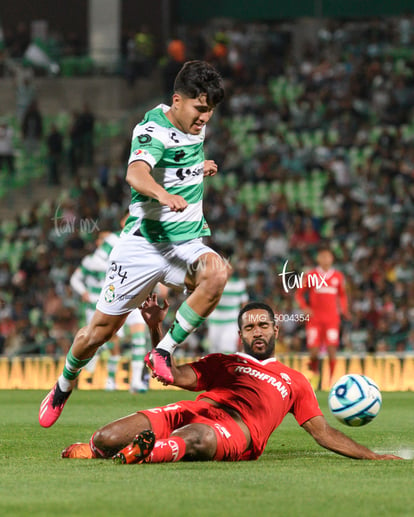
[309,358,319,374]
[147,437,186,463]
[329,358,336,378]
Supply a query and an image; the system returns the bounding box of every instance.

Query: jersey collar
[235,352,277,365]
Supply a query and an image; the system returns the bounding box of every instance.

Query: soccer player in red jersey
[295,246,350,388]
[62,297,399,463]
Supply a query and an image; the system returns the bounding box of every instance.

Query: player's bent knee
[175,424,217,460]
[199,264,229,295]
[91,428,122,458]
[88,324,117,348]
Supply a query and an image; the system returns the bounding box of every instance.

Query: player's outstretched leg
[146,253,230,383]
[39,311,126,428]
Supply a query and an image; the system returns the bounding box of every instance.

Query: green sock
[158,302,206,354]
[63,348,93,381]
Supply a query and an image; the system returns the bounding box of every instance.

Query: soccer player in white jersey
[70,229,148,392]
[207,265,249,354]
[39,60,229,428]
[62,299,401,463]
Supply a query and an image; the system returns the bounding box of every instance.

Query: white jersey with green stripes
[122,104,210,243]
[208,277,249,325]
[71,232,120,309]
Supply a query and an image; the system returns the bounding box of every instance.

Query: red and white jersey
[189,353,322,459]
[295,267,348,324]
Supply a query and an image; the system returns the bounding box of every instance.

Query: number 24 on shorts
[108,261,128,284]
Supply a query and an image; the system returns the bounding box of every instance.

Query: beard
[241,335,276,360]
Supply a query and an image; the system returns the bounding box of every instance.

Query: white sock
[58,375,75,392]
[156,332,177,355]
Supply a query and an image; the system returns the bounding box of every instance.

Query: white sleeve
[70,267,86,296]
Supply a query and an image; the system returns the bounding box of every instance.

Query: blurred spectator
[0,120,15,175]
[15,71,36,123]
[46,124,64,185]
[22,99,43,155]
[78,103,95,166]
[162,37,186,100]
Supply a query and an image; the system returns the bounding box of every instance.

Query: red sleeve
[295,283,310,312]
[337,272,349,315]
[290,374,323,425]
[188,354,221,392]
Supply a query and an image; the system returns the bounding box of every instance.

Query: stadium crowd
[0,16,414,358]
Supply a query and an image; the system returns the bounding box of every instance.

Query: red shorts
[140,399,248,461]
[306,321,340,348]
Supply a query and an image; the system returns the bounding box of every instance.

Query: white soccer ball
[328,374,382,427]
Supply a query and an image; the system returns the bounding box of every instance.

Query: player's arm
[140,294,198,390]
[70,267,90,302]
[126,160,187,212]
[302,415,402,460]
[294,281,312,315]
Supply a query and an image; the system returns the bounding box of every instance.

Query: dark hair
[317,243,334,256]
[174,60,224,107]
[238,302,275,330]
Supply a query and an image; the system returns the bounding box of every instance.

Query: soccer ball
[328,374,382,427]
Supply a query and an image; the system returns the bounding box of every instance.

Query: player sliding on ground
[39,60,229,428]
[62,298,401,463]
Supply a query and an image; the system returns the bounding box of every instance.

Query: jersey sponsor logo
[133,149,152,160]
[170,131,180,143]
[176,164,204,181]
[234,365,289,399]
[174,150,186,162]
[137,134,152,144]
[280,372,292,384]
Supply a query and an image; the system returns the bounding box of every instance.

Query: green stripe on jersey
[140,219,210,243]
[130,182,203,205]
[209,318,239,325]
[81,265,106,281]
[221,290,248,296]
[100,240,114,257]
[213,304,241,311]
[123,215,139,234]
[167,182,203,204]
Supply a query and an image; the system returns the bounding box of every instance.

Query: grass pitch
[0,390,412,517]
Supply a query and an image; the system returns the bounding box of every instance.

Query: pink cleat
[39,383,72,428]
[144,349,173,384]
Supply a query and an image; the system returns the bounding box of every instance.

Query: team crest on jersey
[104,284,115,303]
[280,372,292,384]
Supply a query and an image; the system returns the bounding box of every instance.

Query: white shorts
[207,322,239,354]
[96,233,215,316]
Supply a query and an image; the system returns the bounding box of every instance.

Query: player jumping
[39,60,228,428]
